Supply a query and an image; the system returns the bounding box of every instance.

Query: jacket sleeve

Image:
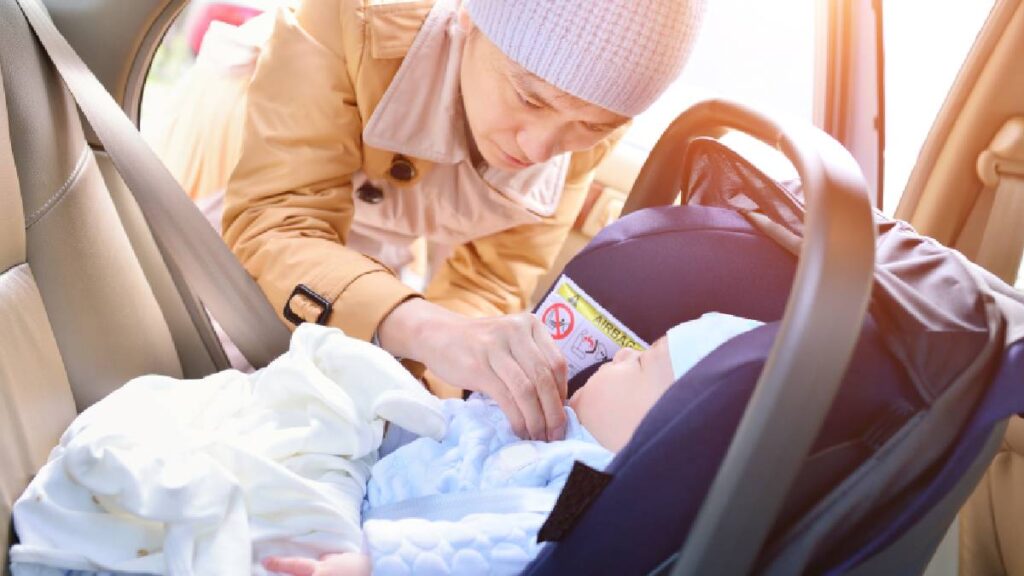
[423,128,626,317]
[222,0,417,342]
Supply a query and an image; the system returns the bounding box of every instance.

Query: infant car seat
[527,101,1024,575]
[2,0,1023,572]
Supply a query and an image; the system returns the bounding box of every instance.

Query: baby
[263,312,763,576]
[8,313,759,576]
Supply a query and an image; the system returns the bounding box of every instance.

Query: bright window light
[622,0,817,182]
[882,0,996,216]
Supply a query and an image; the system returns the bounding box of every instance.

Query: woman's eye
[517,90,543,110]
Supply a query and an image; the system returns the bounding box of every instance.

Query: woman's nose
[517,127,560,164]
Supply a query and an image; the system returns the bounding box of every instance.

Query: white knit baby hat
[465,0,706,117]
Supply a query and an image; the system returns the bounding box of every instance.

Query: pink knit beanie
[465,0,706,117]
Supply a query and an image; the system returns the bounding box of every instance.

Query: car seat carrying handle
[625,100,876,575]
[14,0,291,369]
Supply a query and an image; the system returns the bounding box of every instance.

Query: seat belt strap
[976,117,1024,285]
[975,175,1024,285]
[363,487,557,523]
[13,0,290,368]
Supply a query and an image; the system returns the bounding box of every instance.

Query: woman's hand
[378,298,568,441]
[263,553,371,576]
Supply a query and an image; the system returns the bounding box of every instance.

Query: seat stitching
[24,146,90,230]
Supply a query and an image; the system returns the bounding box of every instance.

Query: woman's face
[569,337,676,452]
[458,11,629,171]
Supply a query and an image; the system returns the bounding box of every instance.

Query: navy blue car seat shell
[526,137,1024,575]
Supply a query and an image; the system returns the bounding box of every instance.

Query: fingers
[488,350,547,440]
[263,556,317,576]
[530,314,569,401]
[488,382,528,439]
[477,357,528,438]
[511,325,567,441]
[415,310,570,442]
[319,553,372,575]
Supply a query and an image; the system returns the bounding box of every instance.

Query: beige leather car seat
[960,417,1024,575]
[0,1,222,568]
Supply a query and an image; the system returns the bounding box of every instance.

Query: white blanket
[10,324,446,576]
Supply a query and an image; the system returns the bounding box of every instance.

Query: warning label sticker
[535,275,649,380]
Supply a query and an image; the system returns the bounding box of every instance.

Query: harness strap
[364,488,557,523]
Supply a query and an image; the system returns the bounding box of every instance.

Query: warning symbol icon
[542,302,574,340]
[571,331,609,361]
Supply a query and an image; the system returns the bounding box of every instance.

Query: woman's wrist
[377,297,458,363]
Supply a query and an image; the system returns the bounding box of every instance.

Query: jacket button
[389,155,417,182]
[356,182,384,204]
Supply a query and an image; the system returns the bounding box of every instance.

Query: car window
[621,0,817,182]
[881,0,997,217]
[140,0,283,141]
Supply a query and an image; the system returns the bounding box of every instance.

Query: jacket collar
[362,0,470,164]
[361,0,570,218]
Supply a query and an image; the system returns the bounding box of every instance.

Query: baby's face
[568,336,675,452]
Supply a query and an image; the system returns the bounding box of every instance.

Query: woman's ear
[456,6,473,33]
